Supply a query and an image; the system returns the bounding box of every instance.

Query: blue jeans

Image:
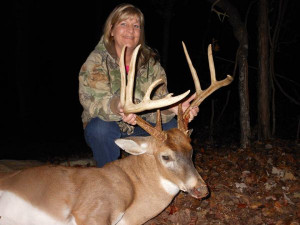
[84,117,177,167]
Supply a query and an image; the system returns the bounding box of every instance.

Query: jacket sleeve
[78,52,122,123]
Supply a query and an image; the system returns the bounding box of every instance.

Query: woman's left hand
[169,93,199,123]
[181,93,199,122]
[187,105,199,122]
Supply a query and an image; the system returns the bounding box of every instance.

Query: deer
[0,42,232,225]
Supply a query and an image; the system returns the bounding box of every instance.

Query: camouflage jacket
[79,37,175,131]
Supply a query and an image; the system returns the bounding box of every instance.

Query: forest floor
[145,139,299,225]
[0,138,299,224]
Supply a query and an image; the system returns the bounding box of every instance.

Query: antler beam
[120,45,190,114]
[181,42,233,119]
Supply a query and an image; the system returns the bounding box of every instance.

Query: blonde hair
[103,3,157,66]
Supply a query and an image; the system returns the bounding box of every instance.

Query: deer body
[0,129,207,225]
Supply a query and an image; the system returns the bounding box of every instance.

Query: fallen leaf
[267,158,273,165]
[274,201,284,213]
[250,202,264,209]
[167,205,179,215]
[262,207,276,217]
[282,171,296,181]
[266,195,277,201]
[235,183,247,192]
[265,144,273,149]
[293,192,300,198]
[283,193,294,205]
[245,173,257,184]
[237,203,247,208]
[264,180,277,190]
[290,222,300,225]
[275,220,285,225]
[272,167,284,177]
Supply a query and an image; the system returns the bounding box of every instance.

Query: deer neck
[114,154,180,198]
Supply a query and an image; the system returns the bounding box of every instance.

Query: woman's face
[111,15,141,54]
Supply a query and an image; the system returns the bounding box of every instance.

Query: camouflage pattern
[79,37,175,131]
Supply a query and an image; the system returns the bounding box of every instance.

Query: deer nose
[189,185,209,199]
[197,186,209,196]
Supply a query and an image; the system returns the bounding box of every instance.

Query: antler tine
[177,103,187,132]
[121,45,190,114]
[155,109,163,131]
[123,44,141,110]
[135,114,167,142]
[120,46,126,108]
[182,42,233,118]
[208,44,217,84]
[182,42,202,96]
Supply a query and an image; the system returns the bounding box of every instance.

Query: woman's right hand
[118,103,137,125]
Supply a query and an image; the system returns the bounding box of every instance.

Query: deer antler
[119,45,190,142]
[120,45,190,114]
[178,42,233,131]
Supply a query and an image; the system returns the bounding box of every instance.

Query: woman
[79,3,198,167]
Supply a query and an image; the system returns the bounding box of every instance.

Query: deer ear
[115,136,152,155]
[185,129,193,137]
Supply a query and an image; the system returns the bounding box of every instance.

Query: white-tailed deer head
[116,44,208,199]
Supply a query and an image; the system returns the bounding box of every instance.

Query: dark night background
[1,0,299,160]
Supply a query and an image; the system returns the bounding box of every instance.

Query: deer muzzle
[188,184,209,199]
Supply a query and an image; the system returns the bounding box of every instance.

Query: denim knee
[84,117,121,167]
[85,118,120,140]
[162,118,177,130]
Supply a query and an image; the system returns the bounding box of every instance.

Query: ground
[0,139,299,224]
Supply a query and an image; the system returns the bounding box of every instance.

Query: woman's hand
[187,105,199,122]
[182,94,199,122]
[118,103,137,125]
[169,93,199,122]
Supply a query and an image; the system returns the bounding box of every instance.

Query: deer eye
[162,155,170,161]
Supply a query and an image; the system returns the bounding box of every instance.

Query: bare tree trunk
[269,0,290,136]
[207,0,251,148]
[257,0,271,140]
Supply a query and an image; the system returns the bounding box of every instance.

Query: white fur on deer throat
[0,191,77,225]
[160,175,198,194]
[159,177,180,195]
